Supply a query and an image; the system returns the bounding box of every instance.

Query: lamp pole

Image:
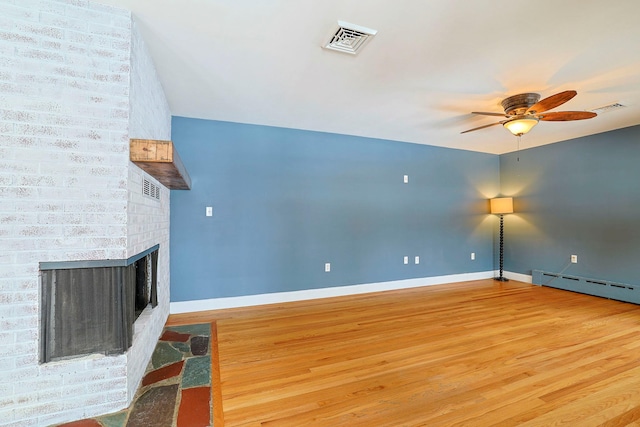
[489,197,513,282]
[496,213,508,282]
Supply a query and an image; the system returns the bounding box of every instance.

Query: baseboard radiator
[532,270,640,305]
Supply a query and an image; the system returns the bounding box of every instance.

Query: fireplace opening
[134,250,158,320]
[39,245,159,363]
[135,256,149,318]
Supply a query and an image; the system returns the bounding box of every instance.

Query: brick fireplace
[0,1,172,425]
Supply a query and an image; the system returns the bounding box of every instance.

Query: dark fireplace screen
[40,246,158,363]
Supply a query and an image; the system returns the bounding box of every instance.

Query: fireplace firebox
[39,245,159,363]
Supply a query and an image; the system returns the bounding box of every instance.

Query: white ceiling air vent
[323,21,377,55]
[591,102,627,114]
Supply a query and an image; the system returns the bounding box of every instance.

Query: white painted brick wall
[0,1,172,425]
[125,17,172,401]
[128,19,171,142]
[126,165,170,399]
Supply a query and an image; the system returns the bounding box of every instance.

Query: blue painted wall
[500,125,640,285]
[170,118,498,302]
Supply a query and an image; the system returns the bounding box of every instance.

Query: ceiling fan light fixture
[462,90,595,136]
[503,117,539,136]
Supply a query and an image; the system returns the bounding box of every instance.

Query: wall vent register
[143,176,160,200]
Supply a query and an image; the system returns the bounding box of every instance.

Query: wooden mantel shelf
[130,139,191,190]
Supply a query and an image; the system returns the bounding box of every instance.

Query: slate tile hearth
[54,323,213,427]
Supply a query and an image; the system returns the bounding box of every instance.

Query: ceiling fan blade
[526,90,577,114]
[460,121,503,134]
[471,111,508,117]
[538,111,597,121]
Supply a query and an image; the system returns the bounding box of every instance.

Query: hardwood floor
[167,279,640,426]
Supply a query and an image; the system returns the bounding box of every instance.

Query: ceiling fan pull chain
[517,135,521,162]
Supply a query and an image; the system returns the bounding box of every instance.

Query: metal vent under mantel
[323,21,377,55]
[143,177,160,200]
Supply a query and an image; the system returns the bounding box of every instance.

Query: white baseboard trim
[170,271,496,314]
[499,270,533,283]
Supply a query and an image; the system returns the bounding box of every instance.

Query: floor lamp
[490,197,513,282]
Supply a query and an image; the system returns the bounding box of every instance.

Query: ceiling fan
[461,90,597,137]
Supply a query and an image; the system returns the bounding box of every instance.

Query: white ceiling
[99,0,640,154]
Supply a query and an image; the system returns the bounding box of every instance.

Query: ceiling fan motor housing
[501,93,540,115]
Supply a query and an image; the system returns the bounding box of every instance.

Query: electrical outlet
[403,175,409,184]
[414,256,420,264]
[325,263,331,272]
[403,256,408,265]
[471,252,475,260]
[206,206,213,217]
[571,255,578,264]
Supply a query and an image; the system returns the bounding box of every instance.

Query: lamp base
[494,276,509,282]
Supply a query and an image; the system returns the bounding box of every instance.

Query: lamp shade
[503,118,539,136]
[490,197,513,214]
